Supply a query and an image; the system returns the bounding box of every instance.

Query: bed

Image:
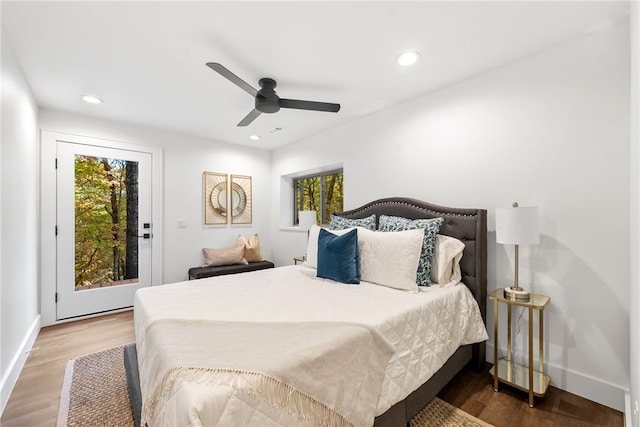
[128,197,488,427]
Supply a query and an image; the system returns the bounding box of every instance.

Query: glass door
[56,141,152,319]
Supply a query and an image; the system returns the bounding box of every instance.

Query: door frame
[40,130,164,326]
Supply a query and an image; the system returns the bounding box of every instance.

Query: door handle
[139,223,152,239]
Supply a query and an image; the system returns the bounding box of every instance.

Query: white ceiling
[1,1,630,150]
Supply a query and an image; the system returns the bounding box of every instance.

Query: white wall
[0,34,40,413]
[38,110,272,287]
[272,23,630,411]
[629,1,639,425]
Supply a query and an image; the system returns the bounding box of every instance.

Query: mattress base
[124,344,142,427]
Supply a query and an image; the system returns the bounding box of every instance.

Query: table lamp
[298,210,317,260]
[495,202,539,302]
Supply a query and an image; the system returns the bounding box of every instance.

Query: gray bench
[188,260,275,280]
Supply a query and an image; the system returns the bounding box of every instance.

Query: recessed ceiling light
[82,95,103,104]
[396,51,421,67]
[249,135,260,141]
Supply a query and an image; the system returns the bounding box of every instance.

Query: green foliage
[324,173,343,222]
[74,155,133,287]
[295,171,343,224]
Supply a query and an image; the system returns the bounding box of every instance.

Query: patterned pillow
[378,215,444,286]
[329,214,376,231]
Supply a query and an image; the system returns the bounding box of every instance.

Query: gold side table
[489,288,551,407]
[293,256,305,265]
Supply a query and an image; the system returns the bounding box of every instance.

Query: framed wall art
[203,172,228,225]
[230,174,252,224]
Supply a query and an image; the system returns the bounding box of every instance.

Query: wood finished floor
[438,363,623,427]
[1,311,136,426]
[1,311,624,426]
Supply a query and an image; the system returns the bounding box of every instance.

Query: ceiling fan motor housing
[256,78,280,113]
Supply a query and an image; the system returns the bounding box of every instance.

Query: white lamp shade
[298,211,317,231]
[495,206,539,245]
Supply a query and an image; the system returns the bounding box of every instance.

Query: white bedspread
[134,265,488,426]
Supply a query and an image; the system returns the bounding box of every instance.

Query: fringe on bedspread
[143,366,355,427]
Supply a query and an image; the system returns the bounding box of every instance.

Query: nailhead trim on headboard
[334,197,487,317]
[334,197,487,367]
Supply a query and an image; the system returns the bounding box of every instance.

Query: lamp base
[504,286,530,302]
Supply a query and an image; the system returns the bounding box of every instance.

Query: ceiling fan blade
[237,109,262,127]
[206,62,258,97]
[280,99,341,113]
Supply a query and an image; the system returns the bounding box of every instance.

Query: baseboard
[486,342,625,412]
[626,390,632,427]
[0,315,41,416]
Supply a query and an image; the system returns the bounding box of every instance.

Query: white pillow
[304,224,355,268]
[431,235,465,287]
[357,227,424,292]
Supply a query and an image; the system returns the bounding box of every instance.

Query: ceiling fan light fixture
[249,134,260,141]
[206,62,341,127]
[396,51,421,66]
[82,95,103,104]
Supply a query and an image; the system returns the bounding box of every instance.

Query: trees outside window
[74,155,138,289]
[294,170,343,225]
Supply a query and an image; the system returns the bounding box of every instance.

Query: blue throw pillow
[317,228,360,284]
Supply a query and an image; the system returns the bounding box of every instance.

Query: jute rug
[57,346,133,427]
[57,346,492,427]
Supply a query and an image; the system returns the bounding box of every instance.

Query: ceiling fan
[206,62,341,127]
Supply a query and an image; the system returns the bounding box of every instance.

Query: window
[294,169,343,225]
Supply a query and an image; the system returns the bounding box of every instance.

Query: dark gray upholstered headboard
[334,197,487,364]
